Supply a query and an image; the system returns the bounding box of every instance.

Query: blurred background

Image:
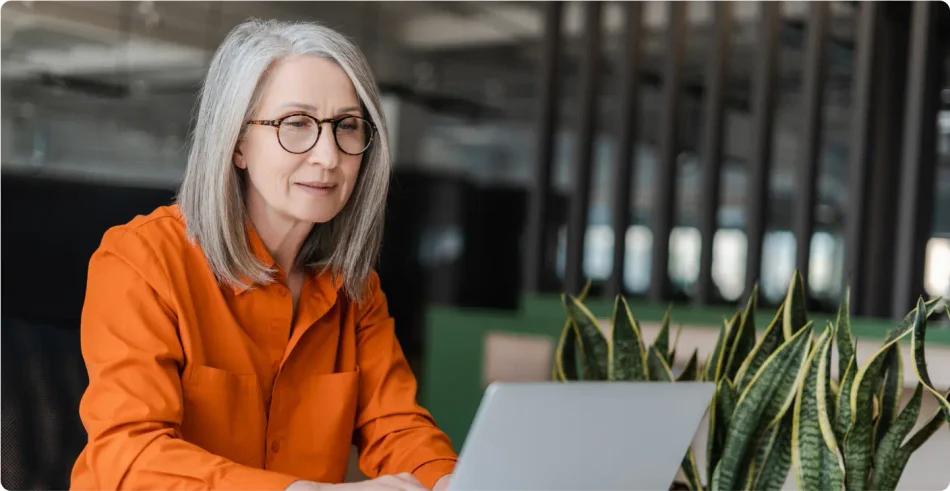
[2,1,950,489]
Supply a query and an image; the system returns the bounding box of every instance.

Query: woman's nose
[309,123,340,169]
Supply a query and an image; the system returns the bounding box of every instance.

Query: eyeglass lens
[279,115,371,155]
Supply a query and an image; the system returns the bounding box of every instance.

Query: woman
[71,19,456,491]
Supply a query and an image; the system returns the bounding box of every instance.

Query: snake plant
[790,292,950,491]
[553,280,684,382]
[553,274,812,490]
[686,274,814,491]
[553,271,949,491]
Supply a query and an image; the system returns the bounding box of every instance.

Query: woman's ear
[233,147,247,169]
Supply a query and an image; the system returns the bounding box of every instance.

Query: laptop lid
[448,381,715,491]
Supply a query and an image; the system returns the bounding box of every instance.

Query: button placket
[270,283,293,370]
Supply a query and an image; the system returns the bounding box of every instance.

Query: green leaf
[824,323,837,427]
[647,345,674,382]
[834,353,857,442]
[676,349,700,382]
[670,322,684,363]
[607,296,648,381]
[895,388,949,459]
[909,297,950,424]
[554,318,579,381]
[868,407,948,491]
[843,322,915,491]
[577,278,593,301]
[710,324,813,491]
[870,389,949,490]
[707,378,737,486]
[735,303,785,391]
[724,289,758,383]
[680,447,704,491]
[704,319,730,383]
[883,296,942,344]
[870,384,924,491]
[758,321,817,430]
[563,294,609,380]
[792,327,845,491]
[653,305,672,364]
[873,344,903,450]
[783,270,808,340]
[751,411,794,491]
[554,279,593,381]
[717,312,742,377]
[835,287,855,381]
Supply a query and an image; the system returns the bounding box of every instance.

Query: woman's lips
[294,182,336,196]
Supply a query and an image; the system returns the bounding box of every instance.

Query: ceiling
[0,1,913,193]
[4,1,948,232]
[1,1,860,113]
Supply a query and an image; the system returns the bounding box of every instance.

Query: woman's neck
[246,200,313,276]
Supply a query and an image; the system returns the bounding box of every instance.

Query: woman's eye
[338,118,364,132]
[282,117,312,128]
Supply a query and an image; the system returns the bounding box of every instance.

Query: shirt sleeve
[72,228,299,491]
[352,271,458,489]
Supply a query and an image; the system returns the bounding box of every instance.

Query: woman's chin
[291,207,342,224]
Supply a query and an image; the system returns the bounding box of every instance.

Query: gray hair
[177,18,390,302]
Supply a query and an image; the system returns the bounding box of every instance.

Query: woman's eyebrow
[276,103,361,115]
[336,106,362,114]
[278,102,319,112]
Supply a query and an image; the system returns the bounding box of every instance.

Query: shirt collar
[246,218,277,269]
[231,220,344,296]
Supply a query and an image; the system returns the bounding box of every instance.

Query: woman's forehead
[258,55,359,112]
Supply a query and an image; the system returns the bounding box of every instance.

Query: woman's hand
[432,473,452,491]
[285,473,429,491]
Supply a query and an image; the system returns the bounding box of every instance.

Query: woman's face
[236,55,365,226]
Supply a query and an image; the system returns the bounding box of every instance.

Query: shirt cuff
[412,459,457,489]
[219,465,301,491]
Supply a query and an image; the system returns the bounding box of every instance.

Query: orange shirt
[71,205,457,490]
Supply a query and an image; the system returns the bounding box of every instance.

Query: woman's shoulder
[94,203,196,269]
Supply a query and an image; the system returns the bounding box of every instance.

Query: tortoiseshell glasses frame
[245,113,377,156]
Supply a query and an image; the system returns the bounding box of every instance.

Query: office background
[2,1,950,489]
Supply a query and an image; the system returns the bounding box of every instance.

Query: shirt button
[277,286,288,297]
[271,440,280,453]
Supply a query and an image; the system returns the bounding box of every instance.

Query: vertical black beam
[524,2,563,293]
[564,1,603,295]
[844,2,878,315]
[862,3,907,318]
[607,2,644,298]
[892,1,939,317]
[793,2,829,288]
[695,2,733,305]
[648,1,687,302]
[743,2,781,298]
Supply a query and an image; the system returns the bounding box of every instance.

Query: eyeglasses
[246,113,377,156]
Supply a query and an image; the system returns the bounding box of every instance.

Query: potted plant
[553,280,687,383]
[791,294,949,490]
[553,272,949,491]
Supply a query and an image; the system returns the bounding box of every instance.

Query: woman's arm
[351,271,458,489]
[73,228,299,491]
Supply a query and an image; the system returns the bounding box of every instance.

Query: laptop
[448,381,715,491]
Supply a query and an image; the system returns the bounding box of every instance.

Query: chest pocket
[281,369,360,482]
[180,365,266,467]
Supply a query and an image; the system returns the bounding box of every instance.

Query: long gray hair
[177,18,390,302]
